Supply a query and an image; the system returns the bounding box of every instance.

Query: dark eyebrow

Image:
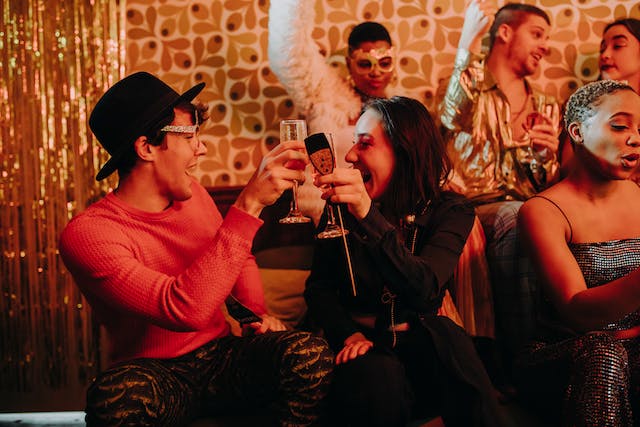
[355,132,373,141]
[611,34,629,42]
[609,112,634,121]
[602,34,629,45]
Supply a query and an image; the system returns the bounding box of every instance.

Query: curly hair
[564,80,635,133]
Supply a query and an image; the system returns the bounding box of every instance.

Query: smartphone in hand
[225,295,262,326]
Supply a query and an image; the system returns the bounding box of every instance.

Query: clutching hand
[522,114,560,160]
[314,167,372,220]
[335,332,374,365]
[234,140,309,217]
[244,314,288,335]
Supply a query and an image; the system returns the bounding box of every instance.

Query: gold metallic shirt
[438,49,560,202]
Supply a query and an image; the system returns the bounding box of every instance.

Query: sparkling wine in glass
[304,132,357,296]
[524,94,548,173]
[526,94,548,129]
[279,119,311,224]
[304,132,348,239]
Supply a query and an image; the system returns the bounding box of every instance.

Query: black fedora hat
[89,72,205,181]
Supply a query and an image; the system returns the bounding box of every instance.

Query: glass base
[279,213,311,224]
[317,225,349,239]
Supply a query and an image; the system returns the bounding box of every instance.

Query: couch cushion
[259,268,309,329]
[254,245,313,328]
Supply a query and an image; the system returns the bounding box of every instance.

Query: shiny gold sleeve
[438,48,484,132]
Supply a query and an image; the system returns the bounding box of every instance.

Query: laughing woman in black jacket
[305,96,503,427]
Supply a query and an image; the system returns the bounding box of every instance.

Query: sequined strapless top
[570,237,640,331]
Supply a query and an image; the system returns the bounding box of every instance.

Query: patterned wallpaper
[125,0,640,187]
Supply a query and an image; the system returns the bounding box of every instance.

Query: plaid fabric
[475,201,539,367]
[85,331,333,427]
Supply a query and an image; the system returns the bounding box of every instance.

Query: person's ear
[568,122,583,144]
[133,136,154,161]
[497,23,513,44]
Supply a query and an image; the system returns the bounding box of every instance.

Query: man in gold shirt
[438,0,560,387]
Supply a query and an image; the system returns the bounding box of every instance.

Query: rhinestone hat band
[160,110,199,134]
[160,124,198,133]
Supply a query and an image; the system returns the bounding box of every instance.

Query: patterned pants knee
[85,331,333,427]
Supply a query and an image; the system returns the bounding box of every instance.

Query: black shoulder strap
[530,195,573,243]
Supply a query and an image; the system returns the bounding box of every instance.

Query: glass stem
[291,180,300,213]
[327,203,336,225]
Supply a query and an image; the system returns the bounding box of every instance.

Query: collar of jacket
[480,65,535,96]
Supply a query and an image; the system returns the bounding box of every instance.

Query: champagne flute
[304,133,349,239]
[304,132,357,296]
[524,94,548,173]
[279,119,311,224]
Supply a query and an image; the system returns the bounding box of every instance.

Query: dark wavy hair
[363,96,451,223]
[117,101,209,178]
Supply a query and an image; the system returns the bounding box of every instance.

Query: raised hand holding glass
[279,119,311,224]
[524,94,549,173]
[304,132,348,239]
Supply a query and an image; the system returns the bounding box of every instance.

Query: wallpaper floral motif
[125,0,640,187]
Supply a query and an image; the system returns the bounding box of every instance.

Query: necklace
[510,94,531,122]
[382,200,431,348]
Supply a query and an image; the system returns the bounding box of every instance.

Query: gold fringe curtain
[1,0,124,392]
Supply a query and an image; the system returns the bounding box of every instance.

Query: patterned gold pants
[85,331,333,427]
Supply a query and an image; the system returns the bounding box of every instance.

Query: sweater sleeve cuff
[223,206,264,241]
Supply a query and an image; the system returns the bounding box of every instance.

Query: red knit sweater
[59,181,265,365]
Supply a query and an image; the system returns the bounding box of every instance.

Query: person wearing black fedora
[59,71,334,426]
